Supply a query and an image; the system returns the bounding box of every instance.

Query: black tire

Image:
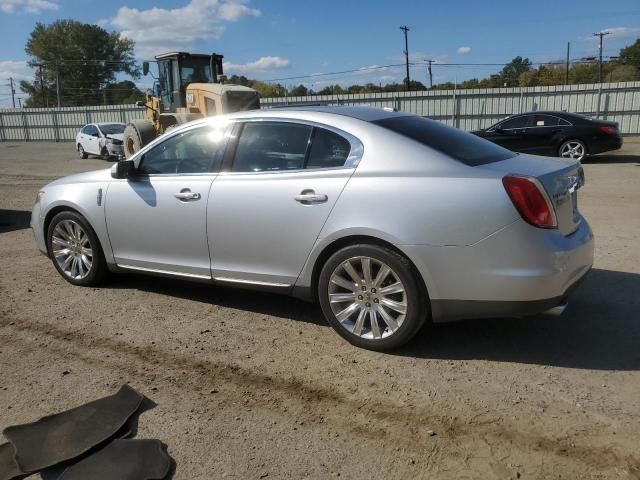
[101,148,111,161]
[78,144,88,159]
[46,211,107,286]
[123,121,155,159]
[318,244,428,351]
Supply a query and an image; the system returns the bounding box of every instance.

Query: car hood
[46,168,113,188]
[106,133,124,141]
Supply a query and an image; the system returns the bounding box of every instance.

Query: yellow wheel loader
[123,51,260,158]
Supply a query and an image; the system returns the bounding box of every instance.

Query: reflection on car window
[307,129,351,169]
[500,116,529,129]
[140,126,226,174]
[232,122,312,172]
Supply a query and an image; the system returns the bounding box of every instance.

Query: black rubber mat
[2,385,143,473]
[0,443,25,480]
[57,439,171,480]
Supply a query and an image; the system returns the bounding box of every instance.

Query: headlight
[35,190,45,203]
[109,139,123,145]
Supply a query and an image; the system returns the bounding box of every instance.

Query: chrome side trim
[118,263,212,280]
[214,276,291,288]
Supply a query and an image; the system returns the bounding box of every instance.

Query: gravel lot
[1,140,639,479]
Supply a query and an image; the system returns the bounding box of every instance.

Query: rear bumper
[402,217,594,322]
[589,135,622,155]
[430,267,590,322]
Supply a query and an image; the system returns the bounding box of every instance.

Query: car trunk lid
[481,154,585,236]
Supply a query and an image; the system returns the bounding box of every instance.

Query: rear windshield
[373,116,516,166]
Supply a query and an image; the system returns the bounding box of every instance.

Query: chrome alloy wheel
[560,141,585,161]
[51,220,93,280]
[328,256,407,340]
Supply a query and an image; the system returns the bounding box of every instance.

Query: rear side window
[307,129,351,169]
[232,122,312,172]
[533,115,560,127]
[374,116,516,166]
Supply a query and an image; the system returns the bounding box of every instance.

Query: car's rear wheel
[559,139,586,161]
[47,211,107,286]
[78,144,88,159]
[318,244,428,351]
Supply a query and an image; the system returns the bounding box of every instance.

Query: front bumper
[106,143,124,156]
[402,217,594,322]
[30,201,48,256]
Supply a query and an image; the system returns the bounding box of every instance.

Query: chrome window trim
[494,114,573,131]
[227,117,365,173]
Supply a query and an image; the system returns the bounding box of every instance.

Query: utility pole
[565,42,570,85]
[9,77,16,108]
[400,25,411,91]
[17,98,22,108]
[426,59,434,88]
[55,62,61,107]
[594,31,610,83]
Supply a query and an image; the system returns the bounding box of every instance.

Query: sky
[0,0,639,107]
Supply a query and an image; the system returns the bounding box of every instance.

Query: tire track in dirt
[2,315,638,476]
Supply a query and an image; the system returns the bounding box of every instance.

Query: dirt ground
[1,139,639,480]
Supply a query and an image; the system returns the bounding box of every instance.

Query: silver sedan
[31,107,594,350]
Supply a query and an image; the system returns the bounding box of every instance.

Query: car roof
[506,111,588,122]
[257,105,409,122]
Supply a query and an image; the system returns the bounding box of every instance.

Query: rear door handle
[174,189,201,201]
[294,191,328,204]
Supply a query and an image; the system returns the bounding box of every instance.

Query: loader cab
[153,52,224,113]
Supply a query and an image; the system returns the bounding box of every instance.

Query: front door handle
[294,190,328,204]
[174,189,201,201]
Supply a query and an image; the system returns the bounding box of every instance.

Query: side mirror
[143,61,149,76]
[111,160,135,179]
[135,100,145,107]
[494,127,504,133]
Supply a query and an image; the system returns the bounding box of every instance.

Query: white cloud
[456,46,471,55]
[0,0,57,13]
[224,56,289,74]
[108,0,260,58]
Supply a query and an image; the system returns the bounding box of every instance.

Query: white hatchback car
[76,123,126,160]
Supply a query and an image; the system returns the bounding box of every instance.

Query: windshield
[373,116,516,166]
[99,124,125,135]
[181,59,213,86]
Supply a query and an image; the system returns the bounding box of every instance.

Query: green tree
[20,20,138,107]
[105,80,144,104]
[500,56,532,86]
[619,39,640,70]
[289,84,309,96]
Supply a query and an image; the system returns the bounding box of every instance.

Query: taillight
[502,176,557,229]
[599,125,617,135]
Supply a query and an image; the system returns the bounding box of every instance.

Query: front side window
[139,125,226,175]
[232,122,312,172]
[499,115,529,130]
[86,125,99,137]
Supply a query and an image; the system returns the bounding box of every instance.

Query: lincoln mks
[31,107,593,350]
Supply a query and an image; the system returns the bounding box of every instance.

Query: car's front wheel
[78,144,88,159]
[47,211,107,286]
[559,139,587,161]
[318,244,428,351]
